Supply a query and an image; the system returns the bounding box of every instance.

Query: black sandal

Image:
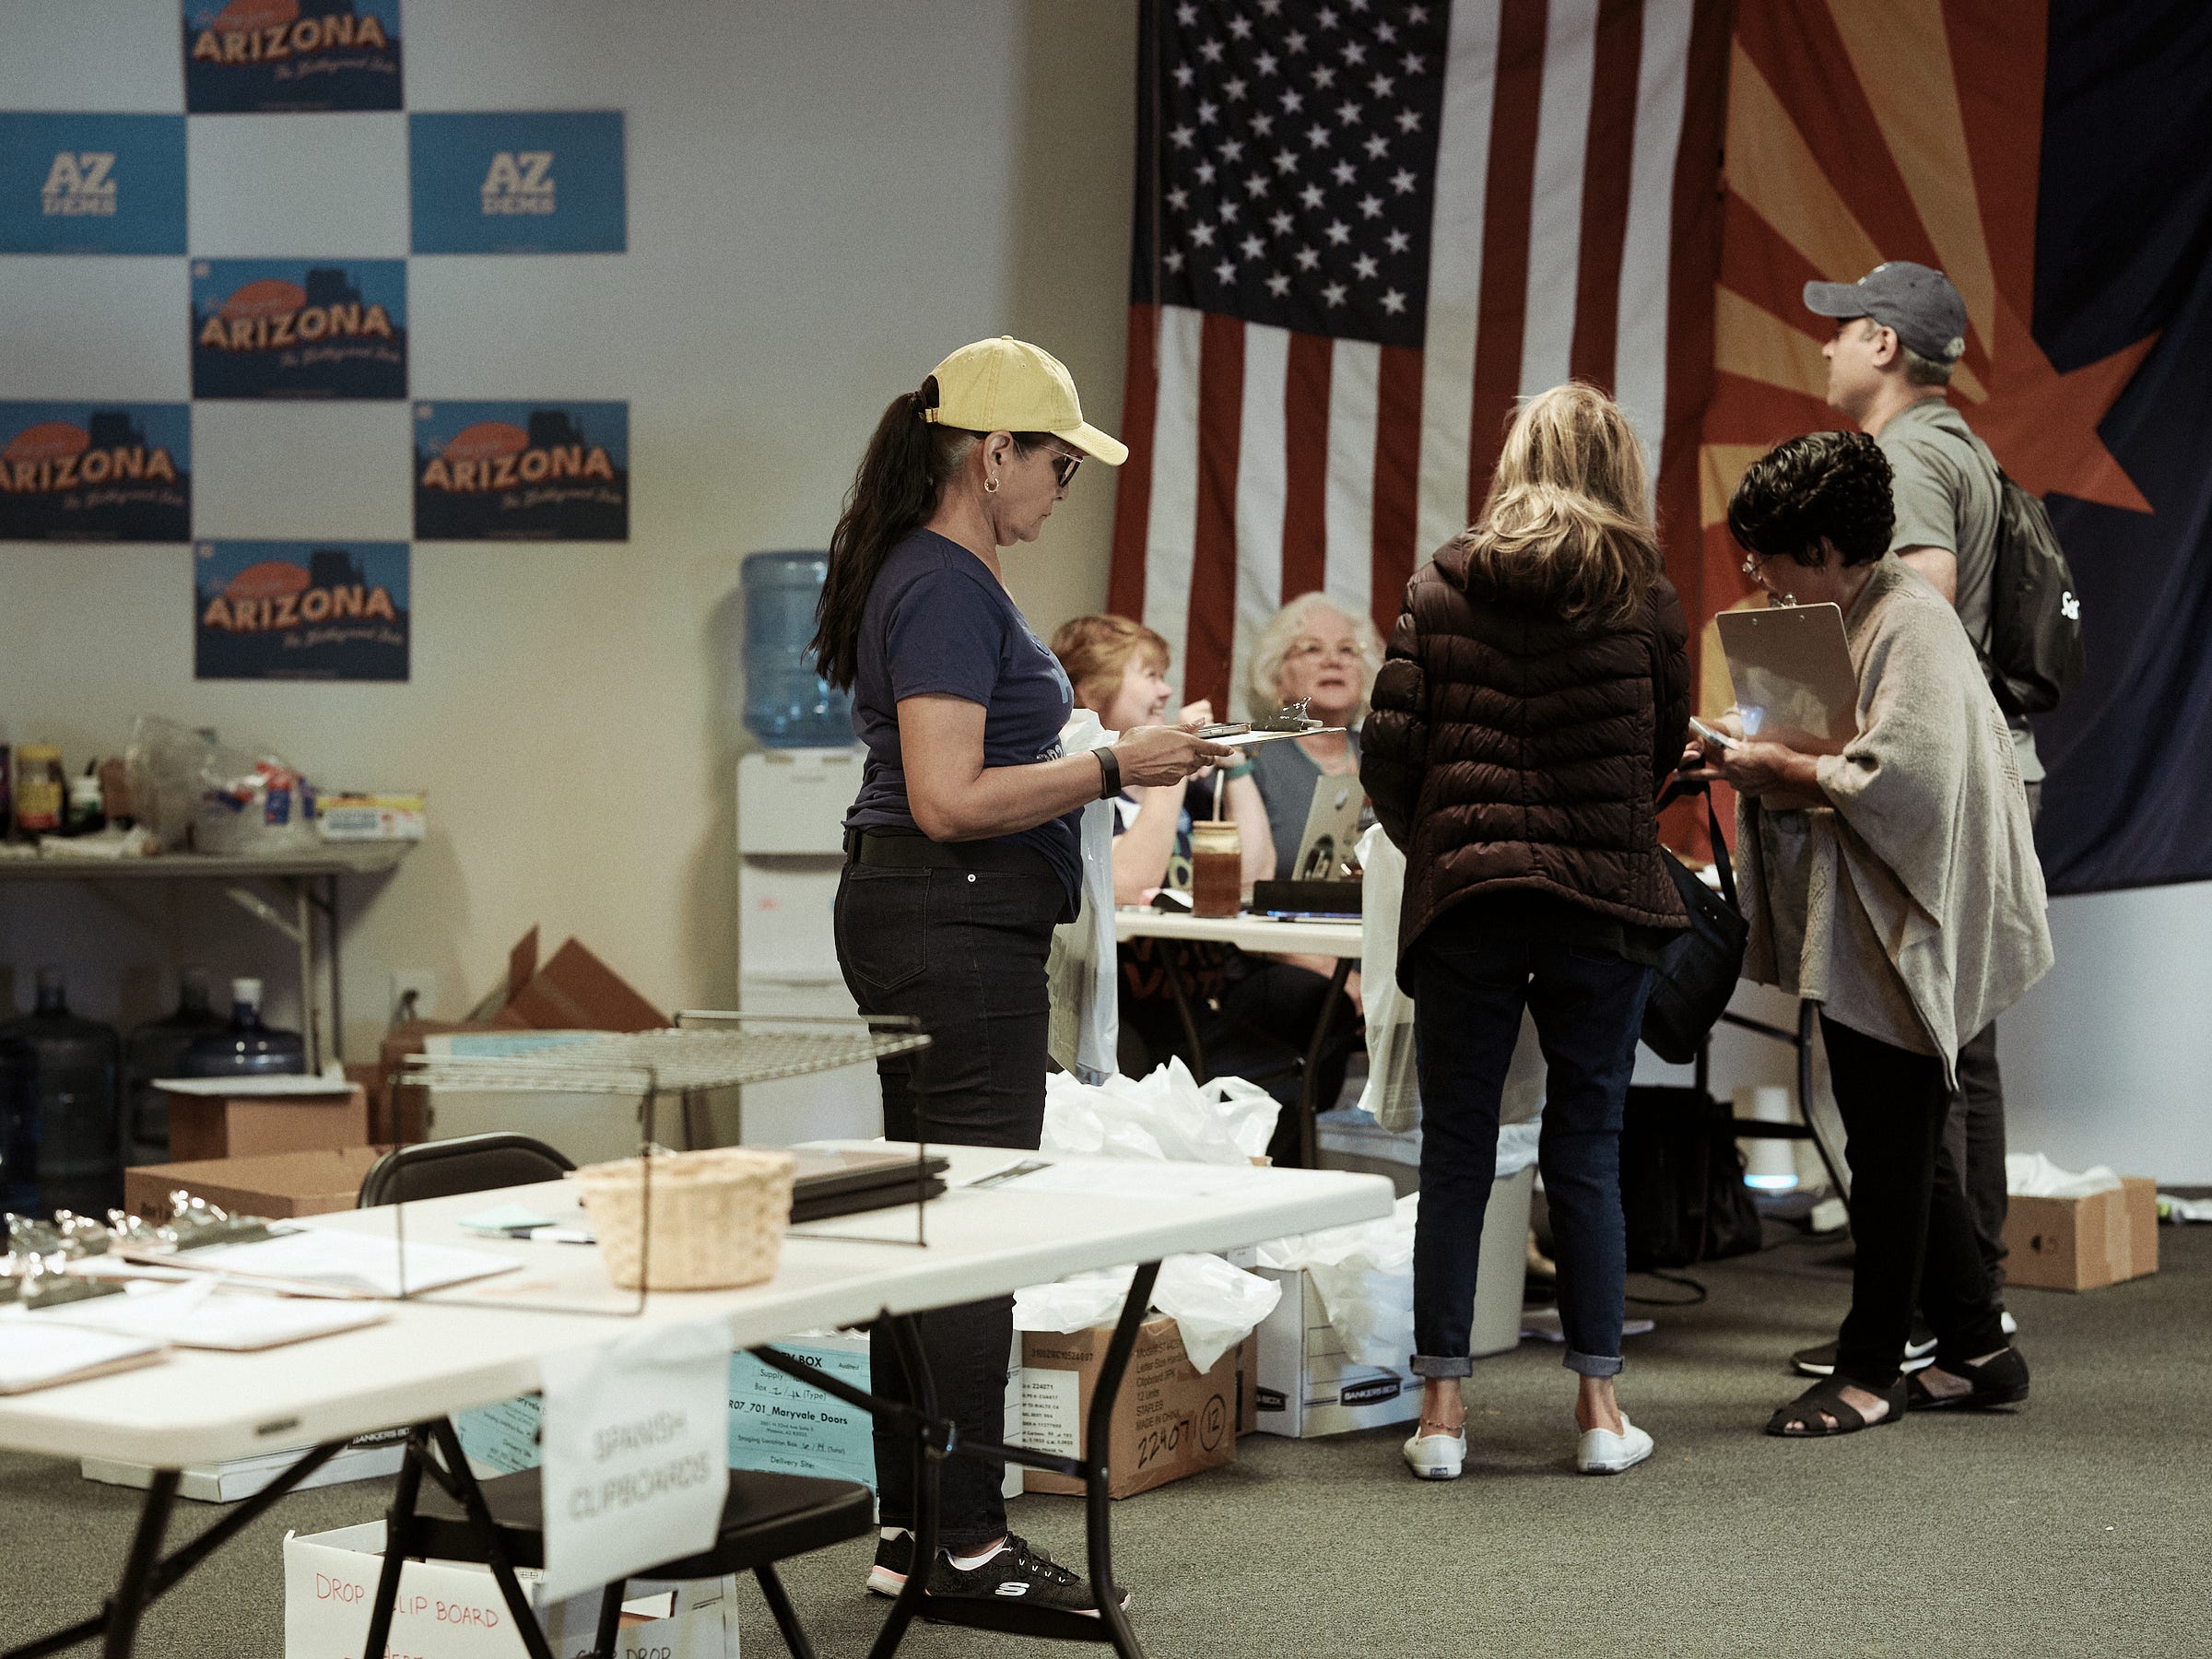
[1765,1374,1906,1438]
[1905,1345,2030,1411]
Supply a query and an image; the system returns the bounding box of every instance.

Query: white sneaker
[1401,1427,1465,1480]
[2001,1310,2018,1337]
[1575,1415,1653,1476]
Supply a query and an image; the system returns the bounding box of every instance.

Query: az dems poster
[191,257,406,399]
[0,403,191,542]
[183,0,404,114]
[0,113,187,254]
[414,401,629,541]
[409,112,626,253]
[195,540,408,681]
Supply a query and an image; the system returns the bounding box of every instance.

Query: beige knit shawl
[1736,558,2053,1088]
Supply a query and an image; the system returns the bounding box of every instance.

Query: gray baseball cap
[1804,261,1968,363]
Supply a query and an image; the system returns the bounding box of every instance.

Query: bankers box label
[409,112,626,253]
[0,403,191,542]
[414,401,629,541]
[183,0,404,113]
[191,258,407,399]
[0,113,187,254]
[195,540,409,681]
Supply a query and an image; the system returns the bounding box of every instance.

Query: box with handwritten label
[1019,1316,1241,1499]
[281,1521,740,1658]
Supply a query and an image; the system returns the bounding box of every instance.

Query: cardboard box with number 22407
[1019,1317,1252,1500]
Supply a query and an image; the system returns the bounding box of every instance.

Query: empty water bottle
[0,967,122,1218]
[742,550,853,747]
[124,966,227,1164]
[178,977,306,1078]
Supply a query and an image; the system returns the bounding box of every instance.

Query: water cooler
[735,748,876,1145]
[735,550,877,1146]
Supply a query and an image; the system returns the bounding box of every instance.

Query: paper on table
[1209,725,1346,749]
[29,1280,389,1350]
[152,1074,355,1097]
[173,1229,524,1298]
[996,1159,1273,1201]
[0,1324,165,1394]
[458,1201,563,1235]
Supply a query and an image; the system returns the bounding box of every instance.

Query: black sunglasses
[1048,450,1083,488]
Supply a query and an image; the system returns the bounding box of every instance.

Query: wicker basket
[571,1147,798,1290]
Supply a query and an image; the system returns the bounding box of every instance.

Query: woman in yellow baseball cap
[810,336,1227,1616]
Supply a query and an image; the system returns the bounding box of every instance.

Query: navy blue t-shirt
[843,529,1082,912]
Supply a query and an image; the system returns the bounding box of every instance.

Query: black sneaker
[864,1532,1127,1616]
[1792,1327,1937,1378]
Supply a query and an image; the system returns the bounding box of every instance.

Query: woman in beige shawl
[1688,431,2052,1439]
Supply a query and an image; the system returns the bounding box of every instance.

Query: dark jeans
[1408,924,1653,1381]
[834,860,1062,1550]
[1822,1014,2006,1388]
[1943,778,2038,1311]
[1120,955,1359,1167]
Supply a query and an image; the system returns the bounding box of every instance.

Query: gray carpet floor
[3,1224,2205,1658]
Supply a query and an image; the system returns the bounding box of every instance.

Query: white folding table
[1114,908,1365,1168]
[0,1144,1392,1659]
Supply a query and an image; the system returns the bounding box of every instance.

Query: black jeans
[834,860,1062,1550]
[1408,923,1653,1380]
[1822,1014,2006,1388]
[1944,779,2038,1311]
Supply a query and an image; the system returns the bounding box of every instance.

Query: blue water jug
[742,550,853,748]
[0,967,122,1218]
[178,978,306,1080]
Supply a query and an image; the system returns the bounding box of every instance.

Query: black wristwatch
[1095,747,1121,799]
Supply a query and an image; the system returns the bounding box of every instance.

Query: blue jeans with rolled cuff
[1408,921,1653,1382]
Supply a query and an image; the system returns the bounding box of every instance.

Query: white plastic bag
[190,733,318,855]
[2005,1152,2123,1198]
[1257,1193,1419,1369]
[1046,710,1119,1085]
[1042,1058,1278,1166]
[1012,1252,1282,1373]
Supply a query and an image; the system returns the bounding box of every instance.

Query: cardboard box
[1020,1316,1238,1500]
[159,1080,368,1163]
[456,1333,1027,1506]
[1251,1267,1419,1439]
[316,793,427,841]
[85,1428,406,1503]
[283,1521,738,1659]
[124,1146,392,1223]
[377,927,671,1145]
[2004,1176,2159,1291]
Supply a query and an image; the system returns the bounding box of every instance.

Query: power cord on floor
[1626,1269,1708,1307]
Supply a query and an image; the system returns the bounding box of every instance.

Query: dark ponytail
[811,378,974,691]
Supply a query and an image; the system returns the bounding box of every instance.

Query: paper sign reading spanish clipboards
[1715,603,1860,756]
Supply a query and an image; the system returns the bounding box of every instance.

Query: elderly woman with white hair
[1244,592,1386,879]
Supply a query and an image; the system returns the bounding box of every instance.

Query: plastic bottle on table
[0,967,123,1218]
[124,967,227,1164]
[178,977,306,1078]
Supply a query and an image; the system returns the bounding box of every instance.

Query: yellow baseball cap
[923,335,1129,466]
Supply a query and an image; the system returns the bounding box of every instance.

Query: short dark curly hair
[1726,429,1895,569]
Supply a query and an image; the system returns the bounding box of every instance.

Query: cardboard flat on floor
[1021,1315,1238,1499]
[84,1430,406,1502]
[2004,1175,2159,1291]
[124,1147,393,1223]
[160,1083,369,1163]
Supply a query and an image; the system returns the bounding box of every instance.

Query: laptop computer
[1292,771,1366,881]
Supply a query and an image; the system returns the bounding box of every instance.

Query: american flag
[1109,0,1729,712]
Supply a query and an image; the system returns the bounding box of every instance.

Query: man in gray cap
[1795,259,2027,1371]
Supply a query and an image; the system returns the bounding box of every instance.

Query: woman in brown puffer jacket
[1361,382,1690,1482]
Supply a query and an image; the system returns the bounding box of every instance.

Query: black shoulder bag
[1640,781,1749,1065]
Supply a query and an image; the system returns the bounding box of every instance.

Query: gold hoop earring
[983,475,1000,494]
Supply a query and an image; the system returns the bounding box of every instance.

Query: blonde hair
[1464,382,1663,629]
[1050,614,1170,715]
[1245,592,1384,720]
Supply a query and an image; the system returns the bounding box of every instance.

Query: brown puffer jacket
[1360,535,1692,973]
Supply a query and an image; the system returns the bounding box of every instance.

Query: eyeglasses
[1048,450,1083,488]
[1288,639,1370,664]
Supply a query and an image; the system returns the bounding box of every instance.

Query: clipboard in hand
[1715,603,1859,756]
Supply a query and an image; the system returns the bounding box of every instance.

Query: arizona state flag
[1699,0,2212,894]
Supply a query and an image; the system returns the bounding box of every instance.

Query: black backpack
[1619,1086,1764,1269]
[1980,470,2086,717]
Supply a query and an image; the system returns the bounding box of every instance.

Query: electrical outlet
[390,968,437,1022]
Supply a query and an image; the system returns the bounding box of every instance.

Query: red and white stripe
[1110,0,1726,715]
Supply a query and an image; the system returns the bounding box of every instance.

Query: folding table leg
[866,1312,943,1659]
[429,1419,557,1659]
[99,1468,177,1659]
[754,1562,817,1659]
[359,1425,430,1659]
[1082,1263,1160,1659]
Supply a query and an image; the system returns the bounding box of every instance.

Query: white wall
[0,0,1135,1088]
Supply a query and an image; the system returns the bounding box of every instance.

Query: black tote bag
[1640,782,1749,1065]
